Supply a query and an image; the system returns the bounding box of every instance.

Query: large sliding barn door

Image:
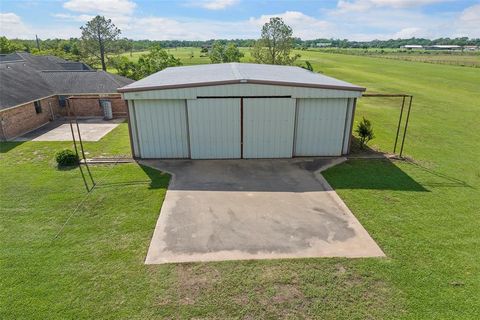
[294,98,348,156]
[187,98,241,159]
[242,98,296,158]
[133,100,189,158]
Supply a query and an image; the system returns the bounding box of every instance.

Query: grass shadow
[349,136,386,156]
[0,142,24,153]
[94,180,154,188]
[139,164,171,189]
[324,158,429,192]
[405,160,474,189]
[56,164,79,171]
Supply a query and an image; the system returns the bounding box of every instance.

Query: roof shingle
[0,52,133,110]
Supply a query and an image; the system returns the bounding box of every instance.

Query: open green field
[118,46,480,68]
[1,51,479,318]
[309,48,480,67]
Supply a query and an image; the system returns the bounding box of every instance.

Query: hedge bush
[55,149,79,167]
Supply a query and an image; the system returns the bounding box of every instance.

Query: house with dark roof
[0,52,133,140]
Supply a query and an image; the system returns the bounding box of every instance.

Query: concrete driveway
[143,159,384,264]
[15,118,124,141]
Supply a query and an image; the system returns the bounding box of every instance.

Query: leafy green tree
[108,55,137,79]
[209,41,224,63]
[109,47,182,80]
[114,38,134,56]
[252,17,300,65]
[0,36,24,53]
[224,43,244,62]
[30,48,80,61]
[132,46,182,79]
[80,16,121,71]
[355,117,375,149]
[209,41,243,63]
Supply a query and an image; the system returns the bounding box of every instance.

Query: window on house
[34,100,42,114]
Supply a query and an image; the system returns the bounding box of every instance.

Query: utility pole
[35,35,40,50]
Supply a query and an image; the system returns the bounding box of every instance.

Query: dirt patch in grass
[160,260,401,319]
[271,284,305,304]
[175,263,221,305]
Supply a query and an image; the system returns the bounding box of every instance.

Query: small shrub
[355,117,375,149]
[55,149,79,167]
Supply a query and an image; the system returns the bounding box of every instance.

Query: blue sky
[1,0,479,40]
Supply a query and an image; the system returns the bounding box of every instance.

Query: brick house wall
[65,94,127,118]
[0,94,127,141]
[0,96,61,140]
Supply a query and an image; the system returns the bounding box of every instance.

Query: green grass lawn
[1,51,479,318]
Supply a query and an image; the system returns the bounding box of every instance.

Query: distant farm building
[463,46,479,51]
[400,44,472,51]
[401,45,424,49]
[315,42,332,47]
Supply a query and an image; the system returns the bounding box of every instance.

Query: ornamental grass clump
[355,117,375,149]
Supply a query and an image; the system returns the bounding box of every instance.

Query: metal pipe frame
[360,93,413,157]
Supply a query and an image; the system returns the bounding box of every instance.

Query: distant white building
[400,44,474,51]
[316,42,332,47]
[426,45,462,50]
[463,45,479,51]
[401,45,424,49]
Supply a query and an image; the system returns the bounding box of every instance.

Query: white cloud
[197,0,239,10]
[325,3,460,40]
[129,11,330,40]
[0,12,30,38]
[59,0,137,31]
[454,4,480,38]
[0,12,81,39]
[248,11,331,39]
[128,17,255,40]
[3,1,479,41]
[337,0,451,12]
[63,0,136,15]
[392,27,425,39]
[52,13,94,22]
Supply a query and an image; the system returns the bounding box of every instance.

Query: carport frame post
[361,93,414,157]
[240,98,244,159]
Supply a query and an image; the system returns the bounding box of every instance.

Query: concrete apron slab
[143,159,385,264]
[14,118,124,142]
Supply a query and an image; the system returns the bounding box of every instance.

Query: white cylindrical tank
[100,100,113,120]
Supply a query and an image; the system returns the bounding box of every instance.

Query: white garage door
[187,98,241,159]
[243,98,296,158]
[133,100,189,158]
[294,98,348,156]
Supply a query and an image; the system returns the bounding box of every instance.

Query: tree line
[2,35,478,57]
[1,15,478,82]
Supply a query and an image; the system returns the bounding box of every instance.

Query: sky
[0,0,479,41]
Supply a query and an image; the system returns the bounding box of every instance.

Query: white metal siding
[294,98,348,156]
[127,100,139,157]
[123,83,363,101]
[134,99,189,158]
[243,98,296,158]
[187,98,241,159]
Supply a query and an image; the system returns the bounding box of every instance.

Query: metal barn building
[118,63,365,159]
